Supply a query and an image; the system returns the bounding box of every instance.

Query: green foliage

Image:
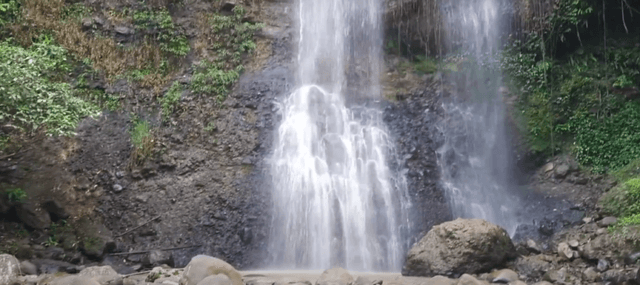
[133,8,190,57]
[160,81,182,120]
[0,0,20,27]
[191,62,241,101]
[0,38,99,136]
[571,103,640,173]
[613,158,640,182]
[413,55,438,75]
[61,2,92,22]
[602,178,640,218]
[502,37,640,168]
[204,121,216,132]
[5,188,27,203]
[190,6,262,100]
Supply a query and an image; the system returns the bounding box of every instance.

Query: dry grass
[16,0,164,81]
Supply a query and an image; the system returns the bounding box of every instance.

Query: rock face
[0,254,20,285]
[403,219,516,277]
[179,255,242,285]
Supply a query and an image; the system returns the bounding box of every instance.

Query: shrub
[602,178,640,218]
[160,81,182,120]
[0,0,20,28]
[5,188,27,203]
[134,9,190,57]
[0,38,99,136]
[190,6,262,100]
[129,119,154,166]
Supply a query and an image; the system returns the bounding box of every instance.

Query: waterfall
[266,0,411,272]
[437,0,522,234]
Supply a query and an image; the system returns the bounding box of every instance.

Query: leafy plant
[133,9,190,57]
[160,81,182,120]
[204,121,216,132]
[190,6,262,100]
[0,38,99,136]
[413,55,438,75]
[6,188,27,203]
[0,0,20,27]
[44,236,59,247]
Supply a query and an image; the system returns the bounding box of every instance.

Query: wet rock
[352,276,374,285]
[41,200,69,220]
[525,239,541,254]
[220,1,236,12]
[143,250,174,268]
[598,217,618,227]
[179,255,242,285]
[197,274,233,285]
[490,269,518,283]
[626,252,640,265]
[16,202,51,229]
[114,26,134,35]
[557,242,577,260]
[582,235,610,260]
[554,164,570,179]
[532,282,552,285]
[603,268,640,284]
[457,274,486,285]
[113,184,124,193]
[0,254,20,285]
[32,259,75,274]
[597,259,610,272]
[316,267,354,285]
[403,219,515,277]
[76,218,115,259]
[79,265,120,284]
[568,240,579,248]
[582,267,601,282]
[20,260,37,275]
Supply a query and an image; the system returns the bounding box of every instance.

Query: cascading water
[267,0,411,272]
[437,0,522,234]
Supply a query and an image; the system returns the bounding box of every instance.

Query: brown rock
[403,219,515,277]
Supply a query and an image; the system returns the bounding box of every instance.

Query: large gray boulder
[316,268,354,285]
[0,254,20,285]
[179,255,242,285]
[402,218,516,277]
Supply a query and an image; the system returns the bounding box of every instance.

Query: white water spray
[437,0,522,235]
[267,0,411,272]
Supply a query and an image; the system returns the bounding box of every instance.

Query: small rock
[598,217,618,227]
[554,164,570,179]
[81,17,94,28]
[116,171,124,179]
[113,184,124,192]
[603,268,640,284]
[457,274,485,285]
[532,282,552,285]
[625,252,640,265]
[596,228,607,235]
[179,255,242,285]
[197,274,233,285]
[543,269,563,283]
[582,217,593,224]
[542,162,554,173]
[526,239,541,254]
[143,250,174,268]
[490,269,518,283]
[557,242,575,260]
[582,267,601,282]
[220,1,236,12]
[20,260,37,275]
[509,281,526,285]
[0,254,20,284]
[568,240,579,248]
[79,265,120,284]
[597,259,610,272]
[114,26,134,35]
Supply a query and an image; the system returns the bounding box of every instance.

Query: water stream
[267,0,411,271]
[437,0,523,234]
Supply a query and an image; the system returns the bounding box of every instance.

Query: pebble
[597,259,610,272]
[113,184,124,192]
[598,217,618,227]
